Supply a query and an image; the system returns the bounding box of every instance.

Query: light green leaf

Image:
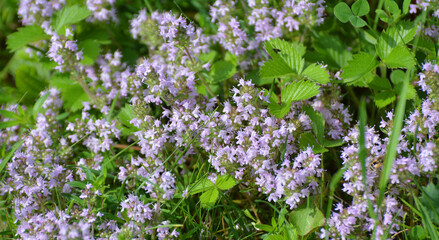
[289,201,325,236]
[55,5,91,33]
[0,121,21,129]
[260,39,304,78]
[281,80,320,104]
[376,21,417,59]
[301,64,330,84]
[349,15,367,28]
[0,140,24,173]
[384,0,400,15]
[303,106,325,143]
[209,61,237,83]
[216,174,236,190]
[374,91,396,108]
[266,235,285,240]
[334,2,353,23]
[383,45,415,69]
[6,25,50,52]
[190,178,215,194]
[255,224,274,232]
[0,110,21,120]
[341,52,378,84]
[352,0,370,16]
[33,92,50,119]
[269,102,292,119]
[403,0,410,14]
[200,188,219,208]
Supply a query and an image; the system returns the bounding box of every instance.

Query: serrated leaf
[200,188,218,208]
[6,25,50,52]
[269,102,291,119]
[190,178,215,194]
[289,200,325,236]
[349,15,367,28]
[281,81,320,104]
[402,0,410,14]
[314,35,352,68]
[352,0,370,16]
[383,45,415,69]
[375,9,389,23]
[341,52,378,84]
[15,65,47,100]
[409,36,436,56]
[299,132,328,154]
[260,39,304,78]
[374,91,396,108]
[334,2,352,23]
[209,61,236,83]
[301,64,330,84]
[376,22,417,59]
[216,174,236,190]
[266,235,285,240]
[368,77,392,90]
[55,5,91,33]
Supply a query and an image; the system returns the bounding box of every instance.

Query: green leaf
[67,181,87,189]
[55,5,91,33]
[78,39,101,65]
[334,2,353,23]
[375,9,389,23]
[50,75,89,111]
[341,52,378,84]
[392,70,416,99]
[0,121,21,129]
[289,201,325,236]
[301,64,330,84]
[0,140,24,173]
[419,183,439,225]
[209,61,237,83]
[200,188,218,208]
[0,110,20,120]
[376,22,417,59]
[266,235,285,240]
[216,174,236,190]
[281,80,320,104]
[299,132,328,154]
[382,45,415,69]
[374,91,396,108]
[408,226,427,240]
[349,15,367,28]
[190,178,215,194]
[15,65,47,100]
[368,77,392,90]
[352,0,370,16]
[314,35,352,68]
[384,0,400,15]
[260,39,304,78]
[321,138,344,148]
[409,35,436,56]
[303,106,325,143]
[6,25,50,52]
[117,105,137,129]
[255,224,274,232]
[33,92,50,119]
[269,102,292,119]
[402,0,410,14]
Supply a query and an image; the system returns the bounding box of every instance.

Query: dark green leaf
[368,77,392,90]
[299,132,328,154]
[209,61,237,83]
[0,140,24,173]
[15,65,47,100]
[78,39,101,65]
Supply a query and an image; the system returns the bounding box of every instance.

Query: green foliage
[289,200,325,236]
[6,25,50,52]
[55,5,91,33]
[50,75,89,111]
[260,39,304,78]
[209,60,237,83]
[340,52,378,85]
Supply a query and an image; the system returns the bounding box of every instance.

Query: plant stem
[184,47,216,97]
